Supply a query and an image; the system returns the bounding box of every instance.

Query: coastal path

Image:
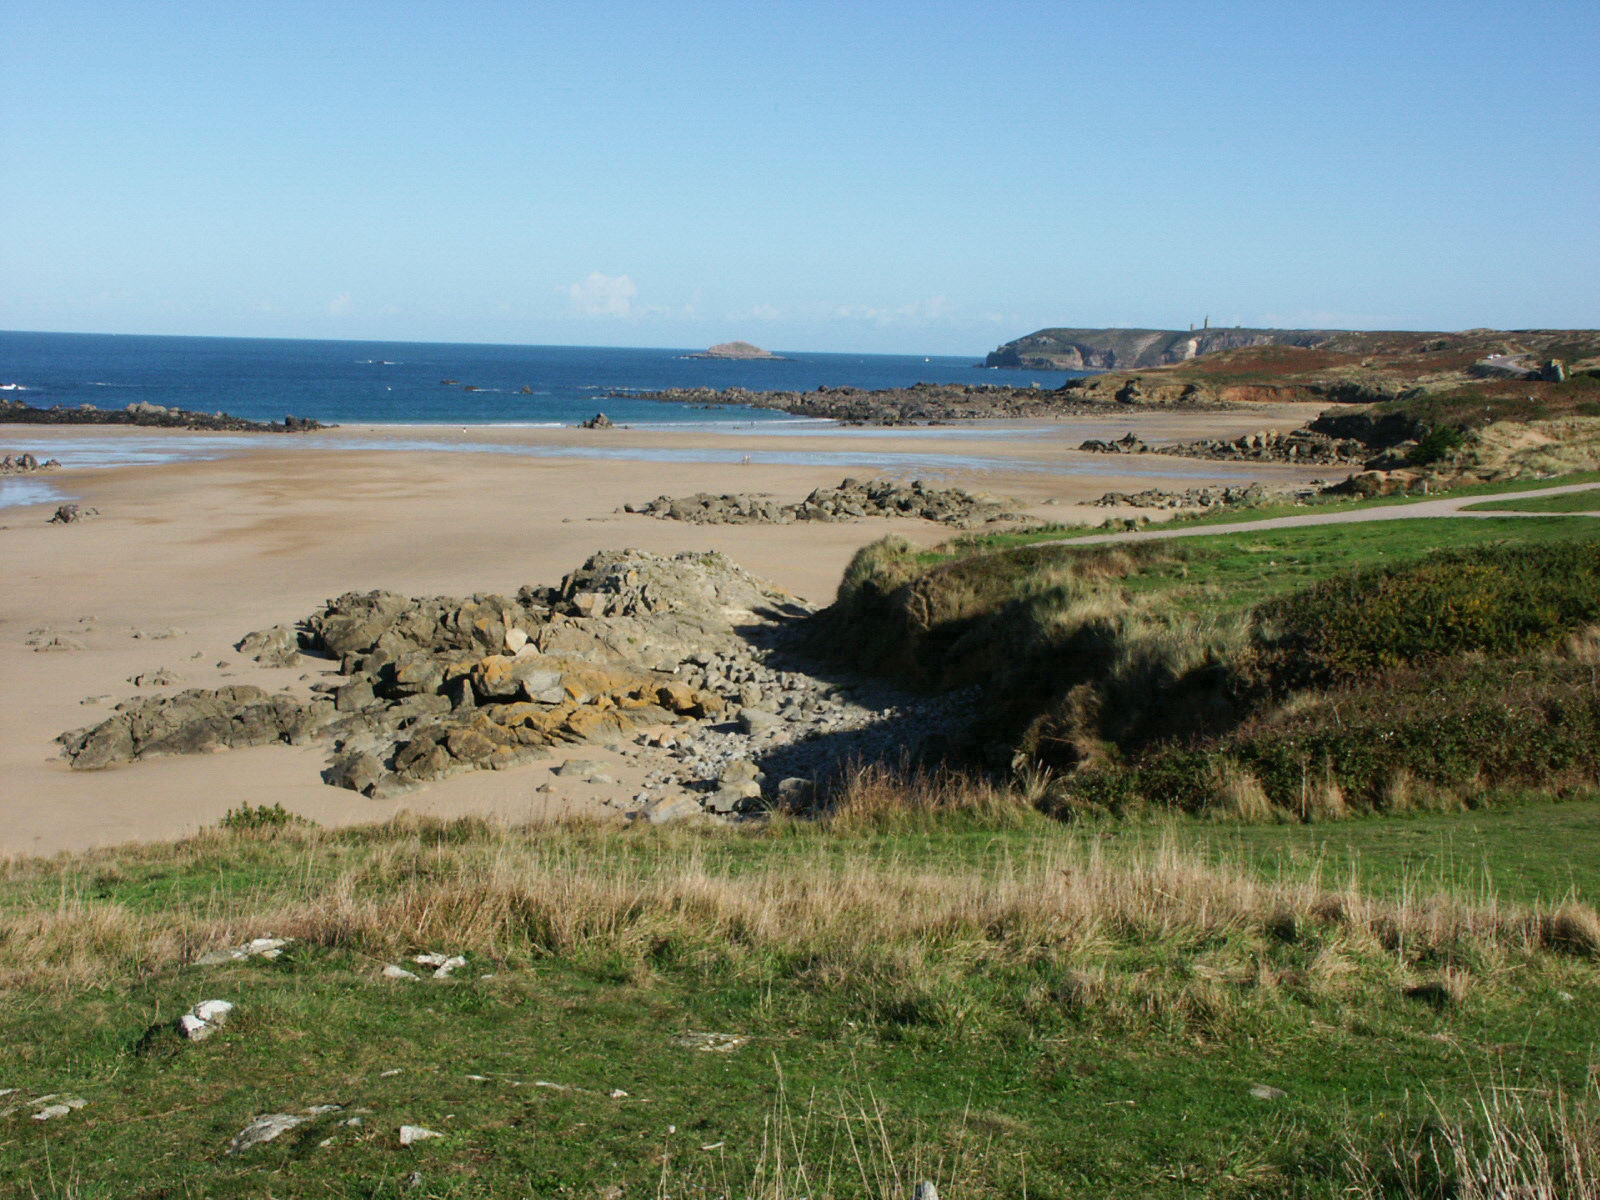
[1041,479,1600,549]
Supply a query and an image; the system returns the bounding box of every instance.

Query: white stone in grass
[195,937,290,965]
[399,1125,444,1146]
[671,1031,747,1053]
[229,1112,308,1154]
[1249,1084,1288,1101]
[31,1098,86,1122]
[413,952,467,977]
[383,964,421,981]
[178,999,235,1041]
[913,1184,940,1200]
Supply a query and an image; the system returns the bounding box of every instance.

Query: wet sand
[0,408,1331,856]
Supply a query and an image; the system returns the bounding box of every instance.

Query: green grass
[956,471,1600,557]
[1184,795,1600,908]
[2,806,1598,1197]
[1466,489,1600,513]
[1096,515,1600,615]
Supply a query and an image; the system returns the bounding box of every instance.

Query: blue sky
[2,0,1596,354]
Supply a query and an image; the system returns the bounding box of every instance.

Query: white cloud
[748,303,782,321]
[833,295,955,326]
[327,292,352,317]
[567,272,637,318]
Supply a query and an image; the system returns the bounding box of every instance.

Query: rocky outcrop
[57,548,974,818]
[985,327,1345,370]
[1,452,61,474]
[0,399,325,433]
[58,686,322,771]
[625,478,1026,529]
[691,341,783,360]
[48,504,99,524]
[579,412,615,429]
[1092,483,1278,510]
[59,551,803,800]
[1079,426,1371,466]
[613,380,1236,425]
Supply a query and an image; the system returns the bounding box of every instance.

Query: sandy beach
[0,406,1331,855]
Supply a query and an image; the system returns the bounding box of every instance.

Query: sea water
[0,331,1079,427]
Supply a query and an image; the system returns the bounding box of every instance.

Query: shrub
[216,802,308,832]
[1256,540,1600,687]
[1406,424,1467,465]
[1055,656,1600,817]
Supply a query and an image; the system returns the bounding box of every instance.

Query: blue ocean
[0,331,1080,427]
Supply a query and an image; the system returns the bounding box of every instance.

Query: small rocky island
[690,341,785,360]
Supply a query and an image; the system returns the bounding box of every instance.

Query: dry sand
[0,407,1331,856]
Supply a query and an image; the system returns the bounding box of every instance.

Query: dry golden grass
[1345,1075,1600,1199]
[1207,761,1274,823]
[1,814,1594,1028]
[820,762,1031,828]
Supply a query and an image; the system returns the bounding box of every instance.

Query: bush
[216,802,308,832]
[1405,424,1466,465]
[1054,656,1600,817]
[1256,541,1600,687]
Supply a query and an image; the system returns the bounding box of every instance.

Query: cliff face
[985,327,1342,370]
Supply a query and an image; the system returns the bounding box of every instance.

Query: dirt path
[1039,480,1600,548]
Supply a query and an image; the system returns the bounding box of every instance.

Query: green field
[1466,489,1600,514]
[950,471,1600,556]
[3,800,1598,1198]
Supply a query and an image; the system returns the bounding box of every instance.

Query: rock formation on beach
[625,477,1027,528]
[0,398,326,433]
[613,380,1236,425]
[692,341,782,360]
[1,452,62,474]
[57,549,965,818]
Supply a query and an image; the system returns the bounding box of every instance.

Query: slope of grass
[954,471,1600,558]
[2,804,1599,1198]
[1466,488,1600,513]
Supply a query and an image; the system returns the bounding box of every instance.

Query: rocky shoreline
[623,477,1026,528]
[58,549,962,822]
[1080,425,1371,466]
[607,380,1239,425]
[1,399,327,433]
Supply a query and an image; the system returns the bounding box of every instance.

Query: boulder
[58,686,316,770]
[236,624,305,667]
[738,708,781,735]
[334,678,377,712]
[326,750,386,795]
[640,795,705,824]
